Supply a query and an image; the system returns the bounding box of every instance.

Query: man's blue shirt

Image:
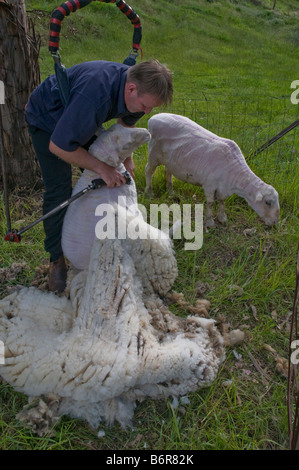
[25,61,144,151]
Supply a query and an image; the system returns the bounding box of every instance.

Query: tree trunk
[0,0,41,190]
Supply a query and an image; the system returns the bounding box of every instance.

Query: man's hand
[123,154,135,179]
[49,140,126,187]
[98,164,127,187]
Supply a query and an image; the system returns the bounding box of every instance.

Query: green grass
[1,0,299,451]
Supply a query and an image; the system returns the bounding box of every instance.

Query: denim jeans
[28,124,73,262]
[28,125,98,261]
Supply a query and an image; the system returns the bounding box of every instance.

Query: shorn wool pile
[0,123,242,436]
[0,219,229,434]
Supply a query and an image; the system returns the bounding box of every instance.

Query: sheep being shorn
[62,123,151,270]
[145,113,280,227]
[0,209,227,433]
[0,123,235,433]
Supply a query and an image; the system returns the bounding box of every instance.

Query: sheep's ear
[255,192,263,202]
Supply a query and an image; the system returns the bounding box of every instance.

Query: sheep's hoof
[145,188,153,198]
[204,218,216,228]
[217,213,228,225]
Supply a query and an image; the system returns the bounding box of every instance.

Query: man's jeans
[28,125,72,262]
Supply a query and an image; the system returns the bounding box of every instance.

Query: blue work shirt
[25,61,144,151]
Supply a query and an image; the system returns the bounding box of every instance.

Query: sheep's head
[89,124,150,167]
[250,185,280,226]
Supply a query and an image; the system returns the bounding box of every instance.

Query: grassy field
[0,0,299,450]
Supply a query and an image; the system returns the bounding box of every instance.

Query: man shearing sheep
[25,59,173,293]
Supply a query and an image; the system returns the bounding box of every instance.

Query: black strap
[52,54,70,106]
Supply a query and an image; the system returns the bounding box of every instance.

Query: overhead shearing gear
[49,0,142,105]
[49,0,142,56]
[113,0,143,65]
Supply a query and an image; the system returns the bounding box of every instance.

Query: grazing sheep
[62,123,150,270]
[145,113,280,227]
[0,209,228,434]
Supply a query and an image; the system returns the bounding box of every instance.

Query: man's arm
[49,140,127,187]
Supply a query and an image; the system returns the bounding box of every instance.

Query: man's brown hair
[127,59,173,106]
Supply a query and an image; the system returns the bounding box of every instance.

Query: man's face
[124,82,163,115]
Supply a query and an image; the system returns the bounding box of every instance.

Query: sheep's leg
[145,139,163,196]
[204,190,216,228]
[145,161,158,196]
[165,166,173,193]
[214,191,227,224]
[216,200,227,224]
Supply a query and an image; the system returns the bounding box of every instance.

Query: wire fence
[169,95,298,151]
